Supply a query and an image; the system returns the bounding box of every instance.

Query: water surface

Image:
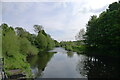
[28,47,119,78]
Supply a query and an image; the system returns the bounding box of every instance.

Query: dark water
[27,47,120,78]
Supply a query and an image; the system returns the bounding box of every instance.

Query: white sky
[1,0,118,41]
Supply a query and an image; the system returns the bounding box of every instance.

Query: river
[27,47,120,79]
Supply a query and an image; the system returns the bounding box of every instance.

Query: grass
[4,53,32,77]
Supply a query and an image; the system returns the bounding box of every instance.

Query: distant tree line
[60,41,85,54]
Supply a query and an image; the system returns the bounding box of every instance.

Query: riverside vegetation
[1,1,120,79]
[84,1,120,58]
[1,24,58,77]
[60,1,120,58]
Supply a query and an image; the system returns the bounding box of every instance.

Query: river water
[27,47,119,79]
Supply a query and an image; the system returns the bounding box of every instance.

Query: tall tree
[36,31,47,50]
[34,25,43,33]
[85,1,120,56]
[75,28,85,41]
[2,24,20,57]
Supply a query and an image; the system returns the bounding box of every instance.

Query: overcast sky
[1,0,118,41]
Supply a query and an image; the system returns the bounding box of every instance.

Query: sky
[1,0,118,41]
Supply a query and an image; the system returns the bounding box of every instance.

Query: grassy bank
[60,41,85,54]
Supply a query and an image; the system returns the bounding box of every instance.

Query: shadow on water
[76,54,120,79]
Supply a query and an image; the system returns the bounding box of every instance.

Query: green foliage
[36,31,48,50]
[65,45,73,51]
[0,27,2,58]
[41,30,48,36]
[54,40,60,47]
[46,35,55,50]
[72,45,85,54]
[27,34,36,45]
[60,41,85,54]
[85,1,120,57]
[108,2,120,11]
[15,27,28,38]
[1,23,56,77]
[1,24,32,77]
[15,27,37,46]
[2,24,20,57]
[85,15,98,47]
[35,29,55,51]
[19,37,38,56]
[4,53,32,77]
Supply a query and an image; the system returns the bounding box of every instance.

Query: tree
[2,24,20,57]
[1,23,56,77]
[46,35,55,50]
[1,24,35,77]
[75,28,85,41]
[85,1,120,57]
[108,2,120,11]
[19,37,38,55]
[27,34,36,45]
[36,31,47,50]
[33,25,43,33]
[54,40,60,47]
[15,27,28,38]
[85,15,98,47]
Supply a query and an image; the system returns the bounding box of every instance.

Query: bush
[19,37,38,56]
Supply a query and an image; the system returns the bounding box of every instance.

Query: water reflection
[67,51,74,58]
[28,47,87,78]
[27,52,55,78]
[77,56,120,78]
[27,47,119,78]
